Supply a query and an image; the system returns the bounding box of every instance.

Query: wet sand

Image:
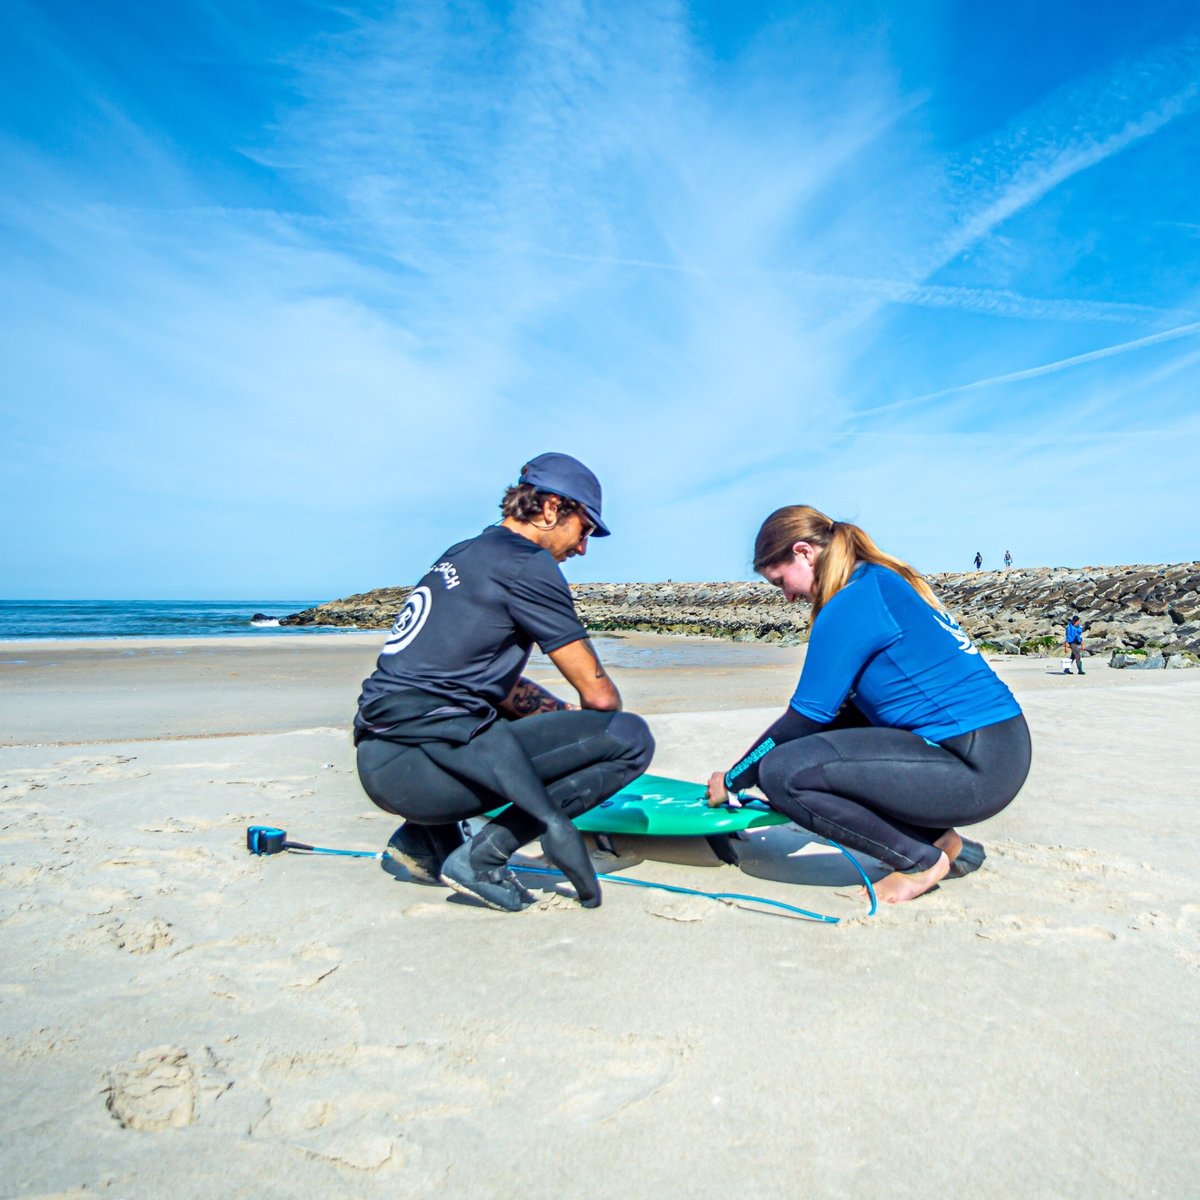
[1,633,1198,1196]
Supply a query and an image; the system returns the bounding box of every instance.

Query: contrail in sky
[857,321,1200,417]
[535,247,1168,325]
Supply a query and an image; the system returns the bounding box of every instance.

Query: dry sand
[1,633,1198,1198]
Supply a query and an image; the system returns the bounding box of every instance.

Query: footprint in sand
[973,914,1118,941]
[2,1027,81,1060]
[642,893,719,923]
[0,902,42,929]
[82,757,151,782]
[204,942,343,995]
[0,862,71,889]
[554,1035,683,1124]
[249,1045,457,1172]
[222,776,318,802]
[0,774,53,801]
[0,772,47,801]
[110,916,174,954]
[1124,906,1200,969]
[54,755,152,784]
[104,1045,232,1132]
[63,915,173,954]
[0,801,80,837]
[999,841,1150,878]
[153,846,214,862]
[1177,904,1200,933]
[83,887,144,916]
[101,851,207,875]
[159,760,238,772]
[254,1100,407,1172]
[137,816,221,834]
[1,758,150,805]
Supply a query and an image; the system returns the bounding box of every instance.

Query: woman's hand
[706,771,733,808]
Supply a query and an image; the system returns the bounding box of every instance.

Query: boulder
[1128,650,1166,670]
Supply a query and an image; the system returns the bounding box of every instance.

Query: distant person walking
[1064,616,1085,675]
[1004,550,1013,569]
[973,551,983,570]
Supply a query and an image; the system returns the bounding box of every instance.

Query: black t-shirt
[357,525,588,718]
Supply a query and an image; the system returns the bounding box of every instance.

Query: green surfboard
[572,773,789,837]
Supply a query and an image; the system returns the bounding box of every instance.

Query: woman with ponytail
[707,506,1030,904]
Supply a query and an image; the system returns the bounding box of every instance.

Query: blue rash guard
[790,562,1020,743]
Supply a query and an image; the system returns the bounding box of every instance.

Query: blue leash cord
[294,844,381,859]
[516,838,877,923]
[246,824,876,920]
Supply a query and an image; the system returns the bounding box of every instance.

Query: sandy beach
[2,632,1198,1198]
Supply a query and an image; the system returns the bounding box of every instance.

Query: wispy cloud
[933,33,1200,267]
[2,2,1199,594]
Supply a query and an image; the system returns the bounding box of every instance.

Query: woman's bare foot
[866,850,952,905]
[934,829,963,863]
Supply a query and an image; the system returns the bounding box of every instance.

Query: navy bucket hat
[519,452,611,537]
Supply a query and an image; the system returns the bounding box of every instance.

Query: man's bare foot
[866,851,952,905]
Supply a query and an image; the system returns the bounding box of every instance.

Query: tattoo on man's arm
[583,639,607,680]
[509,678,569,716]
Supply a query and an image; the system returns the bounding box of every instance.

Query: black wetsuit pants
[757,713,1031,872]
[357,710,654,895]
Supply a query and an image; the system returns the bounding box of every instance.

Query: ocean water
[0,601,804,671]
[0,600,349,641]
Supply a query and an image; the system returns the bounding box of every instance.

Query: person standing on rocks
[705,506,1031,905]
[1064,616,1086,675]
[353,453,654,913]
[974,550,983,570]
[1004,550,1013,569]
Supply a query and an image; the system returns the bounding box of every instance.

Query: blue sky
[2,0,1198,599]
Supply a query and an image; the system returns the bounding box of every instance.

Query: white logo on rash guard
[934,609,979,655]
[381,586,432,654]
[432,560,461,589]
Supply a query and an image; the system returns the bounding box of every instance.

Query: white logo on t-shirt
[380,586,432,654]
[934,609,978,655]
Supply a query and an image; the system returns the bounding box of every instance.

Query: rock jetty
[281,563,1200,657]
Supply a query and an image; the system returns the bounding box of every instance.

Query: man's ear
[541,496,561,527]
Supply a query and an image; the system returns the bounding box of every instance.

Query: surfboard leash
[513,837,878,923]
[246,825,877,921]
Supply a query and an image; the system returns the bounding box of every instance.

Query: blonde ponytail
[753,505,941,617]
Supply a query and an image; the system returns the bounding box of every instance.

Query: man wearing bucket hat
[354,453,654,912]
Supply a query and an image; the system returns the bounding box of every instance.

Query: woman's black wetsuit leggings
[757,713,1031,873]
[357,709,654,894]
